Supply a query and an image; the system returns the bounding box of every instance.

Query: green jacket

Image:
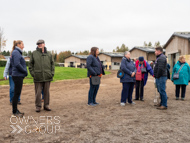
[171,61,190,85]
[29,47,55,82]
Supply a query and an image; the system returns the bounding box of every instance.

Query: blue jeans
[121,82,134,103]
[88,78,100,104]
[9,76,20,102]
[156,76,167,107]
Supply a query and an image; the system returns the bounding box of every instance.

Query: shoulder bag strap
[177,64,185,73]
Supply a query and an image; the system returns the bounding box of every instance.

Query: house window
[114,62,120,65]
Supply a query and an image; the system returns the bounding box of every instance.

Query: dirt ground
[0,70,190,143]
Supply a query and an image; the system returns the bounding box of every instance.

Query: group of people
[3,40,54,117]
[86,46,190,110]
[3,42,190,117]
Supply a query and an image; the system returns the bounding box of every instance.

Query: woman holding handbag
[171,56,190,100]
[135,57,154,101]
[120,51,136,106]
[86,47,105,106]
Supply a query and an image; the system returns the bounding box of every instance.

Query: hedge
[0,60,30,67]
[0,60,6,67]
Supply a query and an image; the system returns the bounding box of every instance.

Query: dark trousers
[121,82,134,103]
[35,82,50,108]
[135,80,144,100]
[88,78,100,104]
[12,76,24,114]
[176,85,186,98]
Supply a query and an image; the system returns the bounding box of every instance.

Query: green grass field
[0,67,110,85]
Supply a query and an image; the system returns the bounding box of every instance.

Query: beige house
[130,46,156,62]
[64,55,88,68]
[163,32,190,71]
[98,52,123,70]
[23,56,30,61]
[0,55,6,60]
[0,55,30,61]
[64,53,123,70]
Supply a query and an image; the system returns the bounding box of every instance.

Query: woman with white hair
[120,51,136,106]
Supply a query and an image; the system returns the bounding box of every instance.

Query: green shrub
[25,61,29,66]
[0,60,30,67]
[0,60,7,67]
[54,62,60,67]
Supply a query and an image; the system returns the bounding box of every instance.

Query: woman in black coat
[86,47,105,106]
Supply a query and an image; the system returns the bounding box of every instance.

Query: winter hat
[139,56,144,61]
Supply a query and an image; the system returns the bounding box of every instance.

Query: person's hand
[131,72,135,77]
[4,77,7,80]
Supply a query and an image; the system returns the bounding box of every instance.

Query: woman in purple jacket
[134,56,154,101]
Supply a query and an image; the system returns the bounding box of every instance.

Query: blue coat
[86,55,105,77]
[171,61,190,85]
[120,57,136,83]
[11,47,28,78]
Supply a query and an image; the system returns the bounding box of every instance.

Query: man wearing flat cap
[29,39,55,112]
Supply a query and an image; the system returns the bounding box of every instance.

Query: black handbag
[173,64,185,80]
[91,76,101,85]
[173,73,179,79]
[117,69,124,78]
[141,67,147,73]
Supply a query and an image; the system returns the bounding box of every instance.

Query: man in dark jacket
[29,40,55,112]
[154,47,168,110]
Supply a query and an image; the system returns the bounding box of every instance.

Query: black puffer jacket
[154,54,167,78]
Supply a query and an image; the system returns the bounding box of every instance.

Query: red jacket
[135,60,147,69]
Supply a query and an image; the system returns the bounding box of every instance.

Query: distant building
[130,46,157,62]
[98,52,123,70]
[0,55,30,61]
[64,52,124,70]
[64,55,88,68]
[23,56,30,61]
[0,55,6,60]
[163,32,190,71]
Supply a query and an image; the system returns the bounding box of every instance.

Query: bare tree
[100,48,104,52]
[154,41,161,47]
[0,27,7,53]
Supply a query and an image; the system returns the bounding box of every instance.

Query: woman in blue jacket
[86,47,105,106]
[134,56,154,101]
[120,51,136,106]
[11,40,28,117]
[171,56,190,100]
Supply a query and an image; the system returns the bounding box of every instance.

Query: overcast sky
[0,0,190,53]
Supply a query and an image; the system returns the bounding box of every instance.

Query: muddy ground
[0,70,190,143]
